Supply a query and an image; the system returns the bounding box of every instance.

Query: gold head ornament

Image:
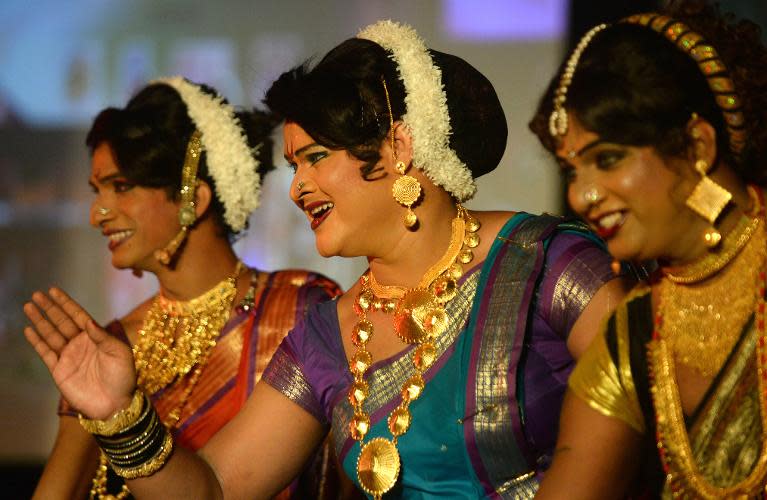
[154,130,203,265]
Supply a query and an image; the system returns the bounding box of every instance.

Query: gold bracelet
[78,391,144,436]
[110,430,175,479]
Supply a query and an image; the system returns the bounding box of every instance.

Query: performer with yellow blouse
[529,0,767,497]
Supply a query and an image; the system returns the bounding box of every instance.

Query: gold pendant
[388,405,411,436]
[404,209,418,228]
[431,276,457,303]
[357,437,401,497]
[413,343,436,371]
[393,288,445,343]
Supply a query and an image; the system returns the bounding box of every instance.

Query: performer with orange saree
[33,78,341,499]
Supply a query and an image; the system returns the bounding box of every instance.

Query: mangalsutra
[348,205,480,498]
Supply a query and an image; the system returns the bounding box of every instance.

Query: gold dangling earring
[382,77,422,229]
[685,157,731,248]
[392,160,421,228]
[155,131,202,265]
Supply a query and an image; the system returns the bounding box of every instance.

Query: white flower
[150,76,261,232]
[358,20,476,201]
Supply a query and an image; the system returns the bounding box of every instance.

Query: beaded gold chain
[349,205,480,499]
[650,190,767,497]
[90,262,244,499]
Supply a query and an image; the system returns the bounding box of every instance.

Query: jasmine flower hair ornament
[358,20,477,202]
[151,76,263,233]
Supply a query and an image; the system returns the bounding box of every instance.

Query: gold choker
[349,206,480,498]
[659,216,765,376]
[650,225,767,496]
[650,187,767,496]
[663,186,761,284]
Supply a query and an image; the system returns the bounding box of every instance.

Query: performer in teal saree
[264,213,615,498]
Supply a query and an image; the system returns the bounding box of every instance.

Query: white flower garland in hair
[150,76,261,232]
[358,20,477,201]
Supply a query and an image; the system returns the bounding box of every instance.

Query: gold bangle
[110,430,175,479]
[78,391,144,436]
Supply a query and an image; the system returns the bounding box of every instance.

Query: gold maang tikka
[382,78,422,229]
[155,130,203,265]
[686,118,732,247]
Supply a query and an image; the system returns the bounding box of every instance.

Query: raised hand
[23,287,136,420]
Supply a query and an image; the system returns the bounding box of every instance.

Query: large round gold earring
[382,77,422,229]
[392,160,422,228]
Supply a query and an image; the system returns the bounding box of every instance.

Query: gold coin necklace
[349,205,480,498]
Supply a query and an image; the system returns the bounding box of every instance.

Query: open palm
[24,288,137,420]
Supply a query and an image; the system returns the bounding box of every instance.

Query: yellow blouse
[568,287,649,434]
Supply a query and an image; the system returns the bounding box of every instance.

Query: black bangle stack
[88,392,174,479]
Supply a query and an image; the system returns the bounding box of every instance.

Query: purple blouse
[263,215,615,497]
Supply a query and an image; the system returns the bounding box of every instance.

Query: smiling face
[89,142,182,271]
[283,122,397,258]
[557,117,705,264]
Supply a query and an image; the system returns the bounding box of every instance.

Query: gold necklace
[663,186,761,284]
[650,193,767,497]
[659,188,763,377]
[133,261,244,396]
[659,220,764,377]
[349,206,480,499]
[91,262,245,499]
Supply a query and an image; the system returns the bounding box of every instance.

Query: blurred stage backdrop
[1,0,764,496]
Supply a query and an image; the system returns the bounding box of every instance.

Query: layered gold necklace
[134,261,244,400]
[348,205,480,499]
[650,187,767,497]
[659,195,763,377]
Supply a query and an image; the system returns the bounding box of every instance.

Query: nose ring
[97,207,111,216]
[296,181,305,193]
[584,187,602,204]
